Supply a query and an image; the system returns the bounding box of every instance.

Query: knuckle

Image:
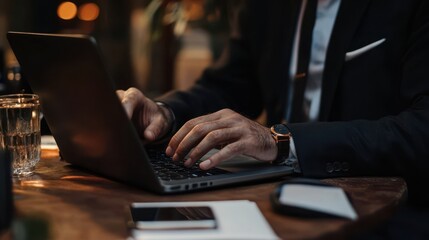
[232,111,244,119]
[175,146,187,157]
[129,87,139,93]
[225,143,242,154]
[126,88,142,100]
[218,108,227,114]
[189,146,203,159]
[184,119,197,129]
[207,130,222,142]
[169,135,181,146]
[192,124,206,135]
[220,108,232,114]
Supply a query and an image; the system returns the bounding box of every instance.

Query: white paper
[279,184,358,220]
[41,135,58,150]
[130,200,279,240]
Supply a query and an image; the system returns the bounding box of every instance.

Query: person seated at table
[118,0,429,204]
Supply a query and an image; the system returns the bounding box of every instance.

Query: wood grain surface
[9,150,406,240]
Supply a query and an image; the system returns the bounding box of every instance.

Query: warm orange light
[20,180,45,188]
[57,2,78,20]
[78,3,100,21]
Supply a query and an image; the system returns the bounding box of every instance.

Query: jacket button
[341,162,350,171]
[326,163,334,173]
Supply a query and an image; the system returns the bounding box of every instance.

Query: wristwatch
[270,123,292,165]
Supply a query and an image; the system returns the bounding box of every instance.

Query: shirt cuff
[277,137,301,173]
[285,136,302,173]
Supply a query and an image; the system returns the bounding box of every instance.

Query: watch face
[273,124,290,134]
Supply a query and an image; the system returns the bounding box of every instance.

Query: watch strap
[271,124,291,165]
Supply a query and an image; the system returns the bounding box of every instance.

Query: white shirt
[288,0,341,121]
[306,0,341,121]
[287,0,341,170]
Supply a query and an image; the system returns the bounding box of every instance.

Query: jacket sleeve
[291,1,429,203]
[156,2,264,128]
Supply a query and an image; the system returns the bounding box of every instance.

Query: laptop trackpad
[200,149,273,173]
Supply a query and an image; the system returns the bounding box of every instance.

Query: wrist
[270,123,292,165]
[155,101,176,139]
[267,135,279,161]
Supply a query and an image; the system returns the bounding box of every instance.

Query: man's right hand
[116,87,173,142]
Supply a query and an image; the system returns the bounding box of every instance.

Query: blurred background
[0,0,242,98]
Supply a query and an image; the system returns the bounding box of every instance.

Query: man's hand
[165,108,277,170]
[116,87,173,142]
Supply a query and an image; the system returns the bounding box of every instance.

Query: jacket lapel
[318,0,372,121]
[264,0,301,124]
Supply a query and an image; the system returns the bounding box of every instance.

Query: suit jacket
[158,0,429,200]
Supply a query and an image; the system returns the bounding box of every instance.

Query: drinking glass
[0,94,41,177]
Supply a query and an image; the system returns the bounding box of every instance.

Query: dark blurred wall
[5,0,135,91]
[96,0,135,90]
[3,0,135,135]
[2,0,234,96]
[0,0,9,93]
[7,0,60,33]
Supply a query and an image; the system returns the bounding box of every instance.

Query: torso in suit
[158,0,429,202]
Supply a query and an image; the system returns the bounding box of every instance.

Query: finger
[172,120,229,162]
[199,141,244,170]
[120,88,143,119]
[144,111,167,141]
[116,89,125,100]
[185,127,240,167]
[167,112,224,157]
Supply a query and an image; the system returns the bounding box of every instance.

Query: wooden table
[9,149,407,240]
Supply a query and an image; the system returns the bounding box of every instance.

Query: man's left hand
[165,109,277,170]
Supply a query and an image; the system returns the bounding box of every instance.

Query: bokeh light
[78,3,100,21]
[57,2,78,20]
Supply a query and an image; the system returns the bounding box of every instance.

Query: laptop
[7,31,293,194]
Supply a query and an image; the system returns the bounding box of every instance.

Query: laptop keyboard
[147,149,230,181]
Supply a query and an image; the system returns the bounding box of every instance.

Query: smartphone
[129,205,217,230]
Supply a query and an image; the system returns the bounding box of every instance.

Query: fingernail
[200,159,212,170]
[184,158,192,167]
[173,153,179,161]
[165,146,173,156]
[145,131,155,141]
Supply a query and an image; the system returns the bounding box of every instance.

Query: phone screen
[129,206,217,230]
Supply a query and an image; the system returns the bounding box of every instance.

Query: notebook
[6,31,293,193]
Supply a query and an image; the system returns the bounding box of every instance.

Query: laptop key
[148,150,231,181]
